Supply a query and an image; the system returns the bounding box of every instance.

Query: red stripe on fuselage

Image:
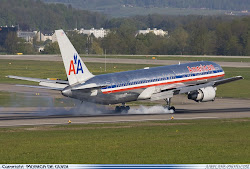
[102,73,224,94]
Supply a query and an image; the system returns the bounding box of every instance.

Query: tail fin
[55,29,94,85]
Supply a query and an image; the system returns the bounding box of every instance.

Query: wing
[213,76,243,86]
[150,76,243,101]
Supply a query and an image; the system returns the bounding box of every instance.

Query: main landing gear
[164,98,175,113]
[115,103,130,113]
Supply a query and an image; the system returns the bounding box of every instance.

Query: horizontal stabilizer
[7,75,68,84]
[16,84,64,91]
[39,82,68,89]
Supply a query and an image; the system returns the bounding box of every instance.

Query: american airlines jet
[8,30,243,113]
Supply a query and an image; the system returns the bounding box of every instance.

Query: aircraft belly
[71,89,141,105]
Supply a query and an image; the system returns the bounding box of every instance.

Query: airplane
[7,29,243,113]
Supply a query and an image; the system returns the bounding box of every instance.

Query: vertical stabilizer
[55,29,94,85]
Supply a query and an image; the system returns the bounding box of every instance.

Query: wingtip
[236,76,244,79]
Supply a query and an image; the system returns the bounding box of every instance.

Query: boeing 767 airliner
[8,30,243,113]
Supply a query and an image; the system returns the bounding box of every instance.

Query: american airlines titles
[187,64,215,73]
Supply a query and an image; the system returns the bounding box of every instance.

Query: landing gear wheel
[115,105,130,113]
[115,106,121,113]
[125,106,130,111]
[168,106,175,113]
[164,98,176,113]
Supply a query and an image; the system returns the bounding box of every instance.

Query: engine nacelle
[188,86,216,102]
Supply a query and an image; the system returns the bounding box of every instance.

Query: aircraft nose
[61,87,72,97]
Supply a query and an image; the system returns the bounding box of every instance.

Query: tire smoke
[128,105,174,114]
[36,100,112,116]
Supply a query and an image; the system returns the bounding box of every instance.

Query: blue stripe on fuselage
[101,69,224,90]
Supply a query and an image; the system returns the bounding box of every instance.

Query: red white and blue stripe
[101,69,224,94]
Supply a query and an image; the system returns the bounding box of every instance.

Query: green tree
[4,32,19,54]
[187,20,208,55]
[116,22,137,54]
[203,31,217,55]
[226,36,243,56]
[67,31,87,54]
[135,39,148,55]
[92,41,103,54]
[17,39,35,54]
[216,23,232,55]
[43,42,60,54]
[245,41,250,56]
[101,31,121,54]
[168,27,188,55]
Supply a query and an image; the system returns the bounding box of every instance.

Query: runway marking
[0,119,173,127]
[4,117,219,127]
[88,119,171,123]
[174,117,219,120]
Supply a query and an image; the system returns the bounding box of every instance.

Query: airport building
[35,31,57,43]
[136,28,168,37]
[17,31,36,43]
[17,31,57,43]
[0,26,59,53]
[77,28,109,38]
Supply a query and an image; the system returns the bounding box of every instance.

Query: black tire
[169,106,176,113]
[115,106,121,113]
[125,106,130,111]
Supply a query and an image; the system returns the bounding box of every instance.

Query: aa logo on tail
[68,54,84,75]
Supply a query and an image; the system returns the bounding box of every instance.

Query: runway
[1,55,250,68]
[0,84,250,127]
[0,102,250,127]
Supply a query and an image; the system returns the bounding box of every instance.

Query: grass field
[216,67,250,98]
[0,118,249,163]
[1,59,249,99]
[83,55,250,63]
[0,91,76,107]
[0,59,152,84]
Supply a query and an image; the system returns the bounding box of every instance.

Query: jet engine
[188,86,216,102]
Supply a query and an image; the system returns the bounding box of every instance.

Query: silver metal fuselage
[62,61,224,105]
